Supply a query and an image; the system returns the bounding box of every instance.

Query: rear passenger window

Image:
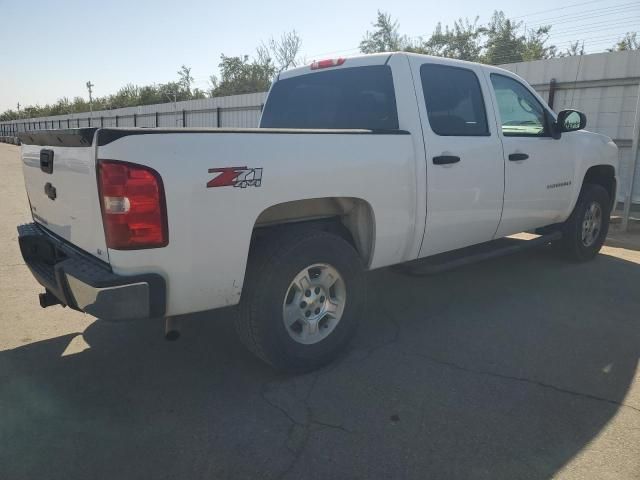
[420,64,489,136]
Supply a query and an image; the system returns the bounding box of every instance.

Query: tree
[208,30,301,97]
[609,32,639,51]
[259,30,303,72]
[358,10,555,64]
[209,54,276,97]
[416,18,483,61]
[561,41,585,57]
[522,26,557,61]
[177,65,194,96]
[138,85,163,106]
[49,97,73,116]
[482,11,556,64]
[109,84,141,108]
[360,11,410,53]
[482,11,526,64]
[0,65,207,120]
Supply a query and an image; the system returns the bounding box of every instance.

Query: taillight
[98,160,168,249]
[310,58,346,70]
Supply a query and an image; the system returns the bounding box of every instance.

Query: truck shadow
[1,248,639,479]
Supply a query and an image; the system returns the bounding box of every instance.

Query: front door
[410,59,505,258]
[485,72,575,237]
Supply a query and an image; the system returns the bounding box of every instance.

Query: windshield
[260,65,399,130]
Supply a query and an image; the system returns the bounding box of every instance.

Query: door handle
[433,155,460,165]
[508,153,529,161]
[40,149,54,174]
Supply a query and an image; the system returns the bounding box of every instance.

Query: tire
[555,183,611,261]
[236,227,365,372]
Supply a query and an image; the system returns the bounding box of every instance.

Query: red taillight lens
[98,160,168,249]
[310,58,346,70]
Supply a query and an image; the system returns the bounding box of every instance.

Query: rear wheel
[236,227,365,372]
[555,184,610,261]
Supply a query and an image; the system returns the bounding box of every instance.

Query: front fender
[565,131,618,217]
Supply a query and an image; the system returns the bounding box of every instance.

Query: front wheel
[236,228,365,372]
[555,183,611,261]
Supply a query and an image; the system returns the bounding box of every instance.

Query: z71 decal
[207,167,263,188]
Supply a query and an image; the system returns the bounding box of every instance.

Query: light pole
[86,81,94,117]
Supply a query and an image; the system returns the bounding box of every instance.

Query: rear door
[21,129,109,262]
[409,59,505,257]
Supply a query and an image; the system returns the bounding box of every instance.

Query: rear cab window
[260,65,399,130]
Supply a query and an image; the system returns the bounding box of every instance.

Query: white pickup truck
[17,53,618,371]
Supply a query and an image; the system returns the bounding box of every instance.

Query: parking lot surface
[1,142,639,480]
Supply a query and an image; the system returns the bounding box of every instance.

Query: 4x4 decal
[207,167,263,188]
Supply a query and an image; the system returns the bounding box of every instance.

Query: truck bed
[19,127,417,315]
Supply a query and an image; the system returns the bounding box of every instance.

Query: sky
[0,0,637,112]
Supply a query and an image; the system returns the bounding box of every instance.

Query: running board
[402,231,562,276]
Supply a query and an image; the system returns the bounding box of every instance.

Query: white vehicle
[17,53,618,371]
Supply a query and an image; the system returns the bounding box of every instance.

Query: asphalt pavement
[1,142,639,480]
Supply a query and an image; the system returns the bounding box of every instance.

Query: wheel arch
[583,165,616,206]
[251,197,376,268]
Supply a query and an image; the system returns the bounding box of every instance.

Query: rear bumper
[17,223,166,321]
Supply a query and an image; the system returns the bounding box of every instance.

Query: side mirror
[556,109,587,133]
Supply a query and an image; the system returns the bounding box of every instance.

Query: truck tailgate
[20,129,109,263]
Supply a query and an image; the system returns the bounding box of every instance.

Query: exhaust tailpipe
[164,317,181,341]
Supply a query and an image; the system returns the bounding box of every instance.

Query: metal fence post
[216,107,221,127]
[622,82,640,231]
[182,109,186,128]
[155,111,159,128]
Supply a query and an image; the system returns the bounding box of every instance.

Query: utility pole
[622,83,640,231]
[16,102,20,118]
[165,91,178,126]
[86,81,94,116]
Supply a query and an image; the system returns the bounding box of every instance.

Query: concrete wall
[0,92,268,131]
[501,50,640,203]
